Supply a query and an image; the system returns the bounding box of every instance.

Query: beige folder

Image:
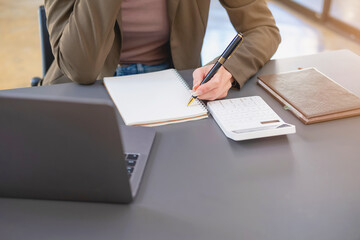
[257,68,360,124]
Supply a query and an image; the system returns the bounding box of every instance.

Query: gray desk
[1,50,360,240]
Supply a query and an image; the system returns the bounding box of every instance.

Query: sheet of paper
[104,69,208,126]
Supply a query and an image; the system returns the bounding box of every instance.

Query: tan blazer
[43,0,280,87]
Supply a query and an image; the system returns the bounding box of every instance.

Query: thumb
[192,68,204,90]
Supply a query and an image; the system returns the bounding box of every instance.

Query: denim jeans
[115,62,170,76]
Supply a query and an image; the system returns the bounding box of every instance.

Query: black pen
[187,33,244,106]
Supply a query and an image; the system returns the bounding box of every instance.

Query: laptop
[0,93,155,203]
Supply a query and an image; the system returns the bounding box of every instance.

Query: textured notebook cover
[257,68,360,124]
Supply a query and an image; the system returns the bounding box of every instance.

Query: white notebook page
[103,69,208,126]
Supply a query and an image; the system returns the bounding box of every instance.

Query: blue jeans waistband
[115,62,170,76]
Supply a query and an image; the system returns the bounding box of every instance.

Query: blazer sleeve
[44,0,121,84]
[211,0,281,88]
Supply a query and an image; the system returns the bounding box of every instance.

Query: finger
[196,70,231,96]
[197,78,232,100]
[195,78,220,96]
[192,69,203,89]
[196,66,231,93]
[198,86,229,101]
[197,87,218,101]
[192,68,206,90]
[192,65,214,90]
[197,81,227,99]
[199,86,230,101]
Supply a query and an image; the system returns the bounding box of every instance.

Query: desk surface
[1,50,360,240]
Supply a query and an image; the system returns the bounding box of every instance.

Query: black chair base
[31,77,42,87]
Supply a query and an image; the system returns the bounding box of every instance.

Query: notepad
[103,69,208,126]
[257,68,360,124]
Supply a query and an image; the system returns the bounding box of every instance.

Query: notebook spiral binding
[172,69,207,111]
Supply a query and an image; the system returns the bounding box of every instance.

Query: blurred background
[1,0,359,90]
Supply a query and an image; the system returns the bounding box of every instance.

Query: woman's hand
[192,64,235,101]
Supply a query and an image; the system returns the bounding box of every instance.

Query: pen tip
[187,97,195,106]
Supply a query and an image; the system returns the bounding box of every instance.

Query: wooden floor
[1,0,360,90]
[0,0,43,90]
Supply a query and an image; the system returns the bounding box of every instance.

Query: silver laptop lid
[0,94,136,203]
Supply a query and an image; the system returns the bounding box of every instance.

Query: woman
[43,0,280,100]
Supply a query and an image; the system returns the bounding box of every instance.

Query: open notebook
[103,69,208,126]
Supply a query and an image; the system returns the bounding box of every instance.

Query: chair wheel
[31,77,42,87]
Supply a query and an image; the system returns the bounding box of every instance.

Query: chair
[31,5,54,87]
